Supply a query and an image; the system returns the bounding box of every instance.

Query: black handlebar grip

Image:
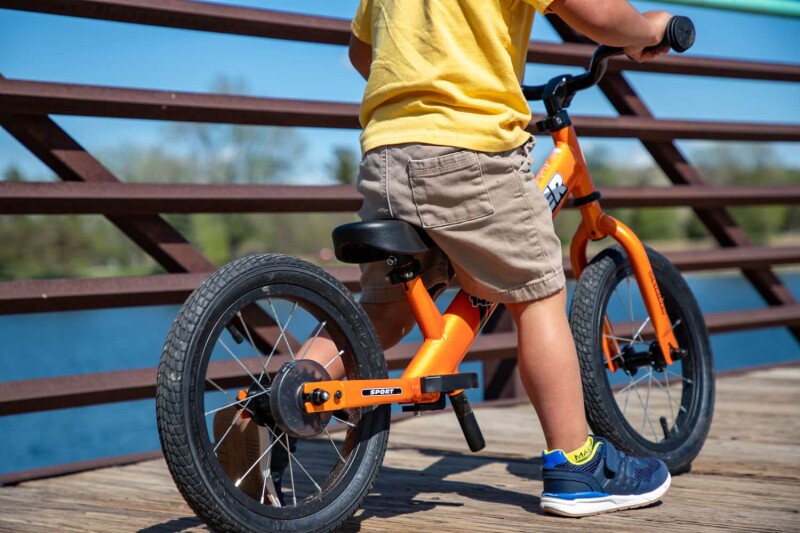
[660,15,695,53]
[450,391,485,453]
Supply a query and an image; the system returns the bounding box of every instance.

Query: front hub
[270,359,333,438]
[620,342,669,375]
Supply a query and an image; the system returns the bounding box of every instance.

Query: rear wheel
[156,254,389,532]
[570,246,714,474]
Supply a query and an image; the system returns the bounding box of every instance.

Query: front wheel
[570,246,714,474]
[156,254,389,532]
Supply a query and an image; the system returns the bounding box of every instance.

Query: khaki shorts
[357,137,565,305]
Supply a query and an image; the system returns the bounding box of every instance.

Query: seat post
[386,255,445,341]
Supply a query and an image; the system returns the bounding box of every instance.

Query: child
[219,0,674,517]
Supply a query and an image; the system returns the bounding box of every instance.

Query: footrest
[420,373,479,394]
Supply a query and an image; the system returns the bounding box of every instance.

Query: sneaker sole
[540,473,671,517]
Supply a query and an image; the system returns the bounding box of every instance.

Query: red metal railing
[0,0,798,482]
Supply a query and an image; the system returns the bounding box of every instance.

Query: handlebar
[522,16,695,103]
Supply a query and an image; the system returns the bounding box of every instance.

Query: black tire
[570,246,714,474]
[156,254,389,532]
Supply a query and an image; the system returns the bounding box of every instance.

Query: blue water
[1,272,798,476]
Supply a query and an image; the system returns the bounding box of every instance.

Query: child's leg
[299,299,415,379]
[504,286,588,453]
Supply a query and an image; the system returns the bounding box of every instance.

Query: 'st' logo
[543,173,568,212]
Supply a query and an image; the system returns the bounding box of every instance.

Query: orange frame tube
[304,280,497,413]
[304,125,679,414]
[536,126,678,365]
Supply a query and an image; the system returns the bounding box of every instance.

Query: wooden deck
[1,365,798,532]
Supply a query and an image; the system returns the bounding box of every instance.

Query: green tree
[327,146,359,185]
[2,166,25,182]
[162,76,308,263]
[692,143,796,243]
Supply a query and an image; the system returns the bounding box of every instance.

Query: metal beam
[3,247,799,314]
[2,304,799,416]
[643,0,800,18]
[0,268,361,314]
[0,0,352,44]
[2,78,799,141]
[0,182,363,214]
[3,181,800,215]
[2,1,798,81]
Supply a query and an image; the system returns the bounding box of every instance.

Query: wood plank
[0,366,798,532]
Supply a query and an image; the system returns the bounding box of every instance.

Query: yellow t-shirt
[351,0,554,154]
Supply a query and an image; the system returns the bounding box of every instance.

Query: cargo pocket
[408,150,494,228]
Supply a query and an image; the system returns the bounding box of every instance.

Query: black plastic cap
[664,16,696,53]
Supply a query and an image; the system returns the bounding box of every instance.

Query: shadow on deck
[1,366,798,532]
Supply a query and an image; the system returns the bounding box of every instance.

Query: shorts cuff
[464,267,566,305]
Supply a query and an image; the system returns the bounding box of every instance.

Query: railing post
[0,110,296,353]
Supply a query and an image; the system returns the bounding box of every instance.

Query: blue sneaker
[540,436,671,517]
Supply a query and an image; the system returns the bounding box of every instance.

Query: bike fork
[571,212,680,368]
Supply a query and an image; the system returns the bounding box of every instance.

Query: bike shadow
[341,446,545,531]
[137,516,205,532]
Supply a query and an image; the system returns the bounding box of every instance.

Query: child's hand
[624,44,670,63]
[624,11,672,63]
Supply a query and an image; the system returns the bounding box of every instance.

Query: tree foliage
[1,139,798,281]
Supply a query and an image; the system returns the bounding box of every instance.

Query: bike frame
[303,124,679,415]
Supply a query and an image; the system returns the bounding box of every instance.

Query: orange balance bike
[157,16,713,533]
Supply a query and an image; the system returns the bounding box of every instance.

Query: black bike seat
[332,220,432,264]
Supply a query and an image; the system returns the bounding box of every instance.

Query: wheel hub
[269,359,333,438]
[619,342,668,375]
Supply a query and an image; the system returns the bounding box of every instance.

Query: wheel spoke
[266,425,322,493]
[604,333,640,344]
[237,311,260,358]
[299,320,328,360]
[236,311,272,385]
[332,414,355,428]
[653,370,681,429]
[205,389,268,417]
[616,371,653,395]
[287,434,297,507]
[235,430,283,487]
[644,369,658,441]
[253,300,299,385]
[324,349,345,370]
[219,339,269,394]
[213,405,245,454]
[666,367,691,384]
[205,377,248,408]
[622,375,632,415]
[632,316,651,344]
[323,427,346,465]
[260,468,268,505]
[268,299,299,361]
[631,370,660,441]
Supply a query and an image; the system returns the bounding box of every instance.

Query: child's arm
[547,0,673,62]
[349,34,372,80]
